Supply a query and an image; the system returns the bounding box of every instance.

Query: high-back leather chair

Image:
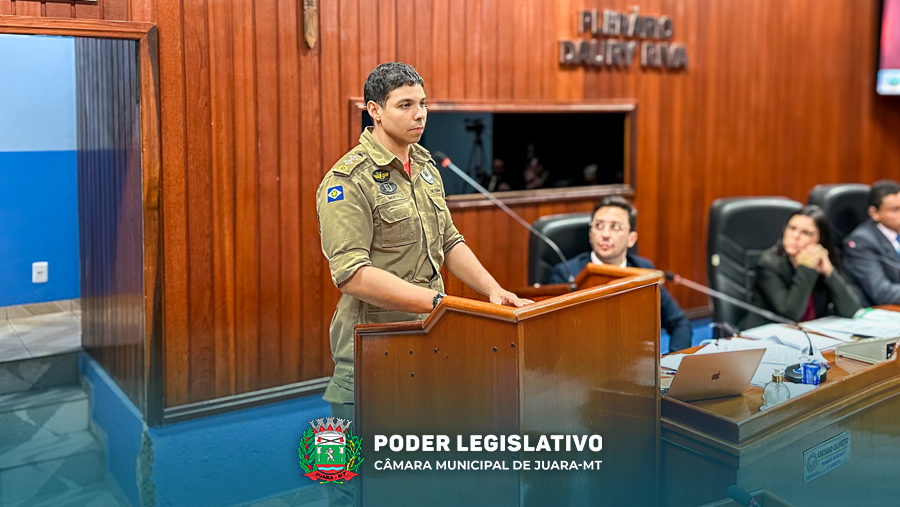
[808,183,870,248]
[707,197,803,328]
[527,212,637,285]
[528,213,593,285]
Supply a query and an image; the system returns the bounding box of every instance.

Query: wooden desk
[661,322,900,506]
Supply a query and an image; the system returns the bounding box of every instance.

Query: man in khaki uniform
[316,63,530,420]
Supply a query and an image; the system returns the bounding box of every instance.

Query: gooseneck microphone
[664,271,827,382]
[727,485,761,507]
[663,272,798,327]
[432,152,578,292]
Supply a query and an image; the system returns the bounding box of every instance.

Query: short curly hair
[364,62,425,107]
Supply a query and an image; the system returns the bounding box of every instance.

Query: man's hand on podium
[489,287,534,308]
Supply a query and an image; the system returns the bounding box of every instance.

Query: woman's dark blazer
[742,246,860,329]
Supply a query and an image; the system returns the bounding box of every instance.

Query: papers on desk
[855,308,900,324]
[739,323,847,350]
[802,314,900,339]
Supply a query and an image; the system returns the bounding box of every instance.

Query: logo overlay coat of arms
[298,417,363,482]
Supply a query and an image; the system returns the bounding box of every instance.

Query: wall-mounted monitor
[878,0,900,95]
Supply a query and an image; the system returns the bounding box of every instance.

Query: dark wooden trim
[348,98,639,209]
[1,19,163,423]
[350,97,638,114]
[162,377,330,425]
[446,183,635,210]
[0,17,155,39]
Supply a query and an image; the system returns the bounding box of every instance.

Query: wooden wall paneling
[377,0,396,63]
[319,0,345,377]
[447,0,465,98]
[338,0,360,152]
[255,0,282,390]
[359,0,379,81]
[277,0,302,385]
[183,0,214,403]
[479,0,497,99]
[413,0,433,89]
[0,2,12,16]
[540,0,556,99]
[132,0,155,23]
[45,1,74,19]
[512,0,531,99]
[555,0,584,100]
[233,0,260,395]
[299,17,326,381]
[104,0,129,21]
[431,0,450,99]
[463,0,481,98]
[394,0,414,75]
[15,0,41,17]
[141,24,164,423]
[75,0,101,19]
[495,0,514,99]
[209,0,237,398]
[157,0,190,407]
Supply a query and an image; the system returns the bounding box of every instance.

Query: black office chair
[808,183,870,248]
[528,213,593,285]
[527,212,638,285]
[707,197,803,328]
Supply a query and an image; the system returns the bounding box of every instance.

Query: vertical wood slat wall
[8,0,900,410]
[75,37,145,410]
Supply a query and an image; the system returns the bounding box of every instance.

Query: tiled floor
[0,310,82,363]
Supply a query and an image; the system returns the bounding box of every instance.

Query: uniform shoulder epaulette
[330,148,370,176]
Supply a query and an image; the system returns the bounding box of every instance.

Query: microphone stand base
[783,363,827,384]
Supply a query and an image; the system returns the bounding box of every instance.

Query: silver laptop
[664,348,766,402]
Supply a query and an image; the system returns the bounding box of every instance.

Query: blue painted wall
[79,352,331,507]
[0,34,79,307]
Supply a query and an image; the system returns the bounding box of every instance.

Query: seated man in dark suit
[548,196,693,352]
[844,180,900,306]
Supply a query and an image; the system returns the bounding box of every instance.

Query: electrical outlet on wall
[32,261,49,283]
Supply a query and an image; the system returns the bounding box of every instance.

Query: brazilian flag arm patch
[326,185,344,202]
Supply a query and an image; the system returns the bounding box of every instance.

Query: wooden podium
[661,338,900,506]
[354,267,664,506]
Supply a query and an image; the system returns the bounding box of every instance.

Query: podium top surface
[356,267,664,335]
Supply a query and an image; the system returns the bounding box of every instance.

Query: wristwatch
[432,291,447,310]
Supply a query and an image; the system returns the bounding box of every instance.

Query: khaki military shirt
[316,127,465,404]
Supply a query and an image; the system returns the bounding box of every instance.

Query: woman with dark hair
[744,205,860,328]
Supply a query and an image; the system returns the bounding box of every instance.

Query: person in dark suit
[744,205,860,328]
[548,196,693,352]
[843,180,900,306]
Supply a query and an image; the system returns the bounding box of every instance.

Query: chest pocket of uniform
[427,192,447,234]
[377,201,416,248]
